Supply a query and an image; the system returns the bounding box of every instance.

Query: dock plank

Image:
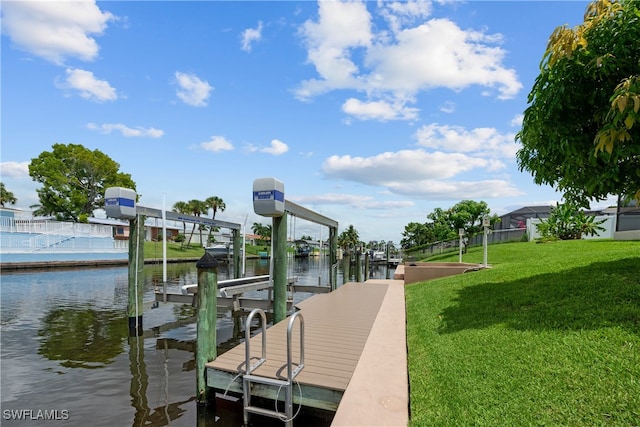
[207,281,388,393]
[206,279,409,426]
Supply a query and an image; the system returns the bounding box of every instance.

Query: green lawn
[143,241,272,259]
[406,240,640,426]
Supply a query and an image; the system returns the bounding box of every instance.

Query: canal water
[0,257,394,426]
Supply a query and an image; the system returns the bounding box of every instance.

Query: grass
[406,239,640,426]
[143,241,272,259]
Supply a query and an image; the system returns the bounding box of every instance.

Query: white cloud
[86,123,164,138]
[365,19,521,98]
[175,72,213,107]
[297,0,373,98]
[57,68,117,102]
[510,114,524,127]
[200,136,234,152]
[342,98,418,121]
[241,21,263,52]
[1,0,115,65]
[290,193,414,210]
[296,1,522,120]
[0,161,30,179]
[378,0,433,34]
[321,147,523,200]
[439,101,455,114]
[322,149,488,184]
[262,139,289,155]
[415,123,518,158]
[386,179,523,199]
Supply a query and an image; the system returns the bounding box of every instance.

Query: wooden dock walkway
[206,279,408,426]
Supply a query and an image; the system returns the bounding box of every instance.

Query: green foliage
[251,222,272,244]
[536,202,606,240]
[402,200,496,249]
[406,240,640,426]
[0,182,17,207]
[517,0,640,206]
[337,224,360,250]
[28,143,135,221]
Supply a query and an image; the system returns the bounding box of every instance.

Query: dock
[206,279,408,426]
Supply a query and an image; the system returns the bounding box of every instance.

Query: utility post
[458,228,465,263]
[482,215,490,268]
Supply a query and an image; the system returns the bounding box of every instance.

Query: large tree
[516,0,640,206]
[0,182,17,207]
[29,143,135,222]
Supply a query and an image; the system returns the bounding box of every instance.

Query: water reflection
[0,257,394,426]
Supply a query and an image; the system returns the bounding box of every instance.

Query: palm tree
[186,199,208,247]
[205,196,226,245]
[172,201,190,249]
[0,182,17,207]
[252,222,271,245]
[338,225,360,251]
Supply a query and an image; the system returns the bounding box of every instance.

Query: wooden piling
[364,252,370,279]
[329,227,338,290]
[272,212,287,323]
[128,214,145,336]
[196,252,218,405]
[232,228,242,279]
[355,249,362,282]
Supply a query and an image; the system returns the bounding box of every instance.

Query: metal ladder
[242,308,305,427]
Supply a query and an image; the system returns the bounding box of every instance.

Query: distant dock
[206,279,409,426]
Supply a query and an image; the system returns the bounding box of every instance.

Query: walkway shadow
[438,257,640,334]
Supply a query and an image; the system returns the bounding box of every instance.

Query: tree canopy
[401,200,496,249]
[516,0,640,205]
[29,143,135,222]
[0,182,17,207]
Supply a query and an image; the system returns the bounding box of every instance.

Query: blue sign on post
[252,178,285,217]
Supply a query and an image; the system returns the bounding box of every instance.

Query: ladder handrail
[286,311,304,381]
[244,308,267,374]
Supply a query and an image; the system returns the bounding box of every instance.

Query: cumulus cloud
[290,193,414,210]
[322,149,488,184]
[241,21,263,52]
[321,148,522,200]
[0,161,30,179]
[200,136,234,152]
[175,72,213,107]
[386,179,523,199]
[296,1,522,120]
[86,123,164,138]
[510,114,524,127]
[296,0,373,98]
[57,68,117,102]
[263,139,289,155]
[341,98,418,121]
[1,0,115,65]
[415,123,518,158]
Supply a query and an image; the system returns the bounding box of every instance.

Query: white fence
[0,217,113,237]
[0,217,125,255]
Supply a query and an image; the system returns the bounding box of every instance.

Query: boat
[294,240,312,258]
[205,243,233,261]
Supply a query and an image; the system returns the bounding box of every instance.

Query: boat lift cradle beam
[136,205,241,230]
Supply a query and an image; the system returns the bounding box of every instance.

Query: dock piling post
[355,248,362,282]
[128,214,145,336]
[196,252,218,406]
[364,251,370,279]
[232,228,242,279]
[272,212,287,323]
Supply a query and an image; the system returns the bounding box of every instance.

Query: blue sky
[2,0,607,244]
